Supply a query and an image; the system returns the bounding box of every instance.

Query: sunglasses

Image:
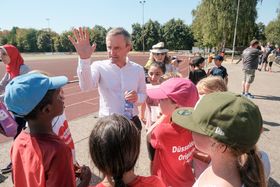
[153,53,166,56]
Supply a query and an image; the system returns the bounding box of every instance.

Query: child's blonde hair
[196,76,227,95]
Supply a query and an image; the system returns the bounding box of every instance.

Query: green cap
[172,92,263,151]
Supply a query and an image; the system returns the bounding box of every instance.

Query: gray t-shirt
[242,47,262,70]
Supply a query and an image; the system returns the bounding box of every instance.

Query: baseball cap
[146,78,199,107]
[172,92,263,151]
[214,55,224,61]
[4,73,68,116]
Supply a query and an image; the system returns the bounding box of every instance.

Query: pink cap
[147,78,199,107]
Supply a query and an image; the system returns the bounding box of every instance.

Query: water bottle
[124,100,134,120]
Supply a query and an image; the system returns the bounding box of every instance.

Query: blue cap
[215,55,224,61]
[4,73,68,116]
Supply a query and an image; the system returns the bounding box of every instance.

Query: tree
[132,19,194,51]
[15,28,38,52]
[56,31,75,53]
[0,30,9,45]
[162,19,194,50]
[89,25,107,51]
[25,29,38,52]
[236,0,259,47]
[192,0,261,49]
[143,19,162,51]
[265,21,280,46]
[131,23,143,51]
[53,35,62,52]
[37,30,52,52]
[265,10,280,46]
[7,27,18,46]
[252,22,266,43]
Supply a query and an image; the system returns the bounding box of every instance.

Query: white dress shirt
[77,58,146,117]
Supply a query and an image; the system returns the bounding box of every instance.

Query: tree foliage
[192,0,261,49]
[131,19,194,51]
[7,27,18,46]
[53,31,75,53]
[252,22,266,43]
[89,25,107,51]
[37,30,52,52]
[131,23,143,51]
[265,10,280,46]
[162,19,194,50]
[16,28,38,52]
[143,20,162,51]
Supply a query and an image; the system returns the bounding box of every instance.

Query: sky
[1,0,279,34]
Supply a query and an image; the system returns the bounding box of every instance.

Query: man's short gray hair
[106,27,131,45]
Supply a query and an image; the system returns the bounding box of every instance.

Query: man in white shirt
[69,27,146,130]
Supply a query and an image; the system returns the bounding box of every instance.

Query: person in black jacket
[189,56,207,85]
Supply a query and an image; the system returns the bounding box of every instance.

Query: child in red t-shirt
[88,114,165,187]
[146,78,199,187]
[28,70,77,164]
[4,73,91,187]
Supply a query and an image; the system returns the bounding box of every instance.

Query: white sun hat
[150,42,169,53]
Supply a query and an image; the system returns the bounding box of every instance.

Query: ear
[41,104,52,115]
[126,43,132,52]
[217,143,228,153]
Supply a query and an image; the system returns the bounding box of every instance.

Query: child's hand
[74,162,81,177]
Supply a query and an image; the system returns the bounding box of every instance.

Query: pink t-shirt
[11,131,76,187]
[151,122,195,187]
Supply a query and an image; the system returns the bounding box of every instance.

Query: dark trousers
[131,116,142,131]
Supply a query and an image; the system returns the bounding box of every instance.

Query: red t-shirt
[94,175,165,187]
[151,122,195,187]
[11,130,76,187]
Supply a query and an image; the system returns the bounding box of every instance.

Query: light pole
[46,18,53,53]
[46,18,50,32]
[140,0,146,53]
[231,0,240,63]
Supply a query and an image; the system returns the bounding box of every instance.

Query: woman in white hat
[144,42,178,76]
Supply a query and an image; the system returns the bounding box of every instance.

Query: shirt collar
[110,57,131,68]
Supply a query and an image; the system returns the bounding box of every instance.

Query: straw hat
[150,42,169,53]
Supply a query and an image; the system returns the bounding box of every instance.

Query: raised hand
[68,27,96,59]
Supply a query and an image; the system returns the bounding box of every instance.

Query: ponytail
[89,114,140,187]
[236,146,266,187]
[113,175,126,187]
